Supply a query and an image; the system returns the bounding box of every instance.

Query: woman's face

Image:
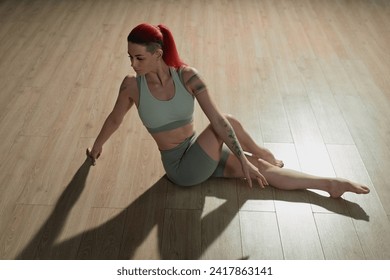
[127,42,161,75]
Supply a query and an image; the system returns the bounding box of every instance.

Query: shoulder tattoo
[119,83,127,93]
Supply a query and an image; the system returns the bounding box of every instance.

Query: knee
[224,113,242,128]
[224,113,235,122]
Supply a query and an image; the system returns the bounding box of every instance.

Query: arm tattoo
[222,119,243,158]
[119,83,127,93]
[186,73,207,96]
[186,73,199,85]
[193,83,206,96]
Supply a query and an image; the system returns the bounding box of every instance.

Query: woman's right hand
[86,146,102,166]
[240,156,268,188]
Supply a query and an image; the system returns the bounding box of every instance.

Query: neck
[147,62,171,86]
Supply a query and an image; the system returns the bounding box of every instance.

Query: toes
[361,186,370,194]
[276,160,284,168]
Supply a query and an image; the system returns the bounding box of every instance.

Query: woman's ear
[155,49,163,60]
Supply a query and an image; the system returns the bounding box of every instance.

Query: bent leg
[195,124,225,162]
[196,114,284,167]
[223,152,370,198]
[224,114,284,167]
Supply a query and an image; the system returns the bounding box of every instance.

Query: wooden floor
[0,0,390,260]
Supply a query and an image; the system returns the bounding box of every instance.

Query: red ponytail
[157,24,186,68]
[127,23,186,69]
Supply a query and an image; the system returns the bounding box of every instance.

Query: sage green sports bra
[136,67,194,133]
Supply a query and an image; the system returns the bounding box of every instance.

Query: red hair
[127,23,186,68]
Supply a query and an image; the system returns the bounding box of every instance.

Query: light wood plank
[283,95,335,184]
[0,0,24,23]
[262,0,296,60]
[343,59,390,139]
[17,87,95,205]
[333,93,390,215]
[0,76,21,121]
[264,143,301,171]
[0,136,47,233]
[309,0,352,59]
[0,87,42,159]
[274,189,324,259]
[296,58,354,145]
[283,95,324,145]
[88,124,144,208]
[334,0,390,95]
[20,55,87,137]
[0,21,41,77]
[327,144,390,259]
[315,213,365,260]
[295,0,339,59]
[274,59,307,97]
[275,0,317,60]
[255,58,293,143]
[0,204,52,259]
[79,83,116,139]
[317,58,356,96]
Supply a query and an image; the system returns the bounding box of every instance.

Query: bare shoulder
[179,66,200,83]
[121,75,137,91]
[121,75,139,104]
[179,66,207,97]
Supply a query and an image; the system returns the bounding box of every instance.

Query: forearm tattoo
[221,118,243,158]
[186,73,207,96]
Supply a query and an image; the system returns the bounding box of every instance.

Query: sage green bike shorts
[160,134,230,186]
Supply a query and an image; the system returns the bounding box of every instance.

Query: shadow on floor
[16,158,369,259]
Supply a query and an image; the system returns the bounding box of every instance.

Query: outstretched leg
[223,153,370,198]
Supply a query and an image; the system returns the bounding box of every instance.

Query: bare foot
[253,148,284,168]
[328,178,370,198]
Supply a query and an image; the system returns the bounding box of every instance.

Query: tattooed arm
[182,67,266,187]
[182,67,244,156]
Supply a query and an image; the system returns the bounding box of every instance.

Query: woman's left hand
[240,157,269,188]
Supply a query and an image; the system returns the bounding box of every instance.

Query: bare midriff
[151,122,195,151]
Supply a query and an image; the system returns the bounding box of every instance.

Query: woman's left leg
[223,114,284,167]
[196,113,283,167]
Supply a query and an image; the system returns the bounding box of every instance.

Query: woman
[88,23,370,198]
